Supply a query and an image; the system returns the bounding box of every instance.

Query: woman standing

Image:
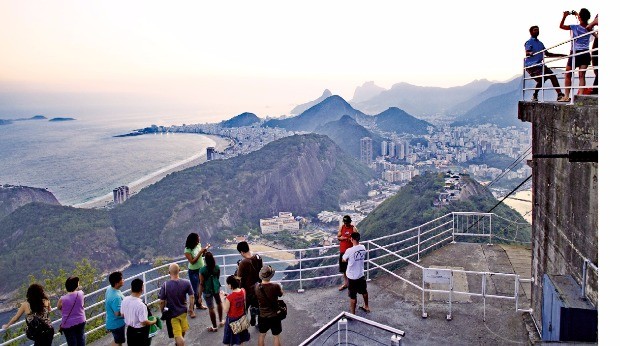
[184,233,208,311]
[58,277,87,346]
[559,8,592,100]
[198,251,224,332]
[221,275,250,345]
[337,215,359,291]
[2,283,54,346]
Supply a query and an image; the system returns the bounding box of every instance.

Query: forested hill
[358,173,529,242]
[0,185,60,219]
[111,133,374,259]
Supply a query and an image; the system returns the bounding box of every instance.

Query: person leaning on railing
[559,8,593,101]
[524,25,566,102]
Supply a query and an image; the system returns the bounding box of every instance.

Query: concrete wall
[518,96,598,329]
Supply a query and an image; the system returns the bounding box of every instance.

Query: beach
[222,243,298,265]
[74,134,232,209]
[502,189,532,223]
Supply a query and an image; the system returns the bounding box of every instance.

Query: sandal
[219,321,225,327]
[207,326,218,332]
[359,306,370,313]
[338,285,348,291]
[558,95,571,102]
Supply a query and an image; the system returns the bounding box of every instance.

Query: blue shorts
[108,325,126,344]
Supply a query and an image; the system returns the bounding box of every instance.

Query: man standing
[236,241,263,326]
[105,272,125,346]
[524,25,566,102]
[158,263,194,346]
[342,232,370,314]
[337,215,358,291]
[255,266,284,346]
[121,279,157,346]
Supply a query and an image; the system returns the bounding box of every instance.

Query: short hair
[109,272,123,287]
[529,25,539,35]
[343,215,352,224]
[169,263,180,275]
[226,275,241,289]
[65,276,79,292]
[351,232,361,242]
[236,241,250,253]
[131,278,144,293]
[579,8,590,23]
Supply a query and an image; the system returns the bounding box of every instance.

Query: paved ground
[92,242,536,345]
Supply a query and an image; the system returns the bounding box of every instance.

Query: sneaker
[531,95,538,102]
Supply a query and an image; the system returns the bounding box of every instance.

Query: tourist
[586,14,598,94]
[342,232,370,314]
[184,233,208,311]
[559,8,593,100]
[198,250,224,332]
[158,263,194,346]
[337,215,359,291]
[58,277,86,346]
[121,278,157,346]
[2,284,54,346]
[105,272,126,346]
[255,266,284,346]
[236,241,263,326]
[221,275,250,345]
[523,25,566,102]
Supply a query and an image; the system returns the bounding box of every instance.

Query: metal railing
[522,29,598,104]
[1,211,531,345]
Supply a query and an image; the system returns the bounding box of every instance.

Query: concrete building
[360,137,373,165]
[518,95,598,342]
[259,211,300,234]
[113,185,129,204]
[206,146,216,160]
[381,141,388,157]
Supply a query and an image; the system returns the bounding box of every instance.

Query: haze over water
[0,112,215,205]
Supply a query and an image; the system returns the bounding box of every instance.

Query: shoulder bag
[259,284,287,320]
[160,282,172,321]
[229,290,250,334]
[59,292,79,335]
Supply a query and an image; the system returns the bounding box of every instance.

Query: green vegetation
[463,152,519,170]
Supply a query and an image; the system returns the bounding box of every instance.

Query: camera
[567,10,577,15]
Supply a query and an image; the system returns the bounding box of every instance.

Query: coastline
[222,243,298,264]
[74,134,231,209]
[502,189,532,223]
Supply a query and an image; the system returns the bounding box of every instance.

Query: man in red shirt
[337,215,359,291]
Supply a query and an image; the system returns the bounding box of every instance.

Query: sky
[0,0,603,119]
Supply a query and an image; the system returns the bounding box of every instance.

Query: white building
[259,212,300,234]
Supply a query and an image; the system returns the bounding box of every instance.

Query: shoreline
[501,190,532,223]
[74,134,232,209]
[222,244,298,264]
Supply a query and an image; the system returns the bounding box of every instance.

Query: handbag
[160,282,172,321]
[258,284,287,320]
[229,314,250,334]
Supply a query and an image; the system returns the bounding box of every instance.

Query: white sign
[423,268,452,284]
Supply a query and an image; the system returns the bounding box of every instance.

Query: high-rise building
[381,141,388,157]
[113,185,129,204]
[206,147,216,160]
[397,142,405,160]
[388,142,395,158]
[360,137,373,165]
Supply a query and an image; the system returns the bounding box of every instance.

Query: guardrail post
[514,274,519,312]
[482,273,487,322]
[417,227,421,262]
[422,272,427,318]
[451,213,455,243]
[298,250,304,293]
[222,255,227,280]
[447,270,453,321]
[366,242,371,282]
[581,259,589,299]
[143,272,148,306]
[488,215,493,246]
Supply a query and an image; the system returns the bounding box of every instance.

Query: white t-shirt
[120,295,148,328]
[342,244,366,280]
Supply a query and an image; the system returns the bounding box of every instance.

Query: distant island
[0,115,48,125]
[114,125,160,137]
[49,117,76,122]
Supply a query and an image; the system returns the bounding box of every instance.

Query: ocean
[0,112,215,205]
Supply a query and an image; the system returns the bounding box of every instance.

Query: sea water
[0,112,214,205]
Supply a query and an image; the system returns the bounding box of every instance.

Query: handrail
[0,211,530,345]
[522,29,598,103]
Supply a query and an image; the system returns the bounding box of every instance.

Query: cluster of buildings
[112,186,129,204]
[259,212,301,234]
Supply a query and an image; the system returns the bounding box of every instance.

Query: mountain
[358,173,529,241]
[350,81,387,104]
[0,203,129,293]
[448,76,522,115]
[0,185,60,220]
[111,133,374,258]
[290,89,333,115]
[350,79,493,117]
[374,107,434,135]
[220,112,260,128]
[450,89,524,128]
[264,95,370,132]
[315,115,384,159]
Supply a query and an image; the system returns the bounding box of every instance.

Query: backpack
[202,266,221,295]
[25,313,54,340]
[250,254,263,283]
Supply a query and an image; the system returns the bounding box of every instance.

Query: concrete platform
[91,243,535,345]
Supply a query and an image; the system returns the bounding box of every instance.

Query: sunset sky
[0,0,602,118]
